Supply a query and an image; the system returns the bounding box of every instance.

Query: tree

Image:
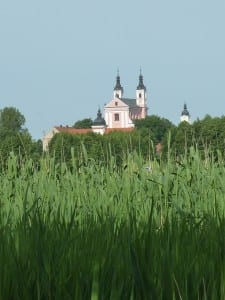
[30,139,43,163]
[0,107,33,164]
[49,132,106,167]
[73,118,93,129]
[0,107,26,135]
[192,115,225,157]
[170,121,193,156]
[134,115,175,143]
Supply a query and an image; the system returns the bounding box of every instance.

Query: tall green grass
[0,148,225,299]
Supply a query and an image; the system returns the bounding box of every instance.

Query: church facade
[104,72,148,128]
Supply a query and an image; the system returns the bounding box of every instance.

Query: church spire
[114,69,123,91]
[137,68,146,91]
[181,103,190,117]
[136,68,147,118]
[113,69,123,98]
[180,103,191,123]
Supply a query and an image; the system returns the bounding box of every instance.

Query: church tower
[113,70,124,99]
[136,70,147,118]
[180,103,190,123]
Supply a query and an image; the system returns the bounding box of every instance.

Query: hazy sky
[0,0,224,140]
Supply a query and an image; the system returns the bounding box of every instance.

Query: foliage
[48,114,225,167]
[48,132,106,167]
[192,115,225,155]
[0,106,34,166]
[29,139,43,163]
[134,115,175,143]
[0,131,31,154]
[73,118,93,129]
[0,106,26,135]
[170,121,194,156]
[167,115,225,159]
[48,130,157,168]
[1,149,225,298]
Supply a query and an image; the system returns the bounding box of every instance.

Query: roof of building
[181,104,190,116]
[121,98,139,108]
[55,126,93,134]
[136,73,146,91]
[114,73,123,92]
[92,109,106,126]
[53,126,134,135]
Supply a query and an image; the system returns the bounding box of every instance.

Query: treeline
[1,106,225,168]
[169,115,225,158]
[49,115,225,166]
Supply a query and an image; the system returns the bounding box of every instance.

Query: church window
[114,113,119,121]
[139,93,142,98]
[115,101,118,106]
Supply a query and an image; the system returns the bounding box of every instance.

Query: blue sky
[0,0,224,140]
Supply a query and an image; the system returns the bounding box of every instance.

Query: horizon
[0,1,224,140]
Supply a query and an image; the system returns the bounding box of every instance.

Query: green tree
[169,121,194,157]
[192,115,225,157]
[134,115,175,143]
[0,107,33,164]
[73,118,93,129]
[0,107,26,135]
[30,139,43,163]
[49,132,106,167]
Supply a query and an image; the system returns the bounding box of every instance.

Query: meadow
[1,147,225,299]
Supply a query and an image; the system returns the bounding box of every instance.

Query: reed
[0,148,225,299]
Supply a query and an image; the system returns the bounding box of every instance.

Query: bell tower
[113,70,124,99]
[180,103,191,123]
[136,69,147,118]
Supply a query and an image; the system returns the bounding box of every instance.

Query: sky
[0,0,225,140]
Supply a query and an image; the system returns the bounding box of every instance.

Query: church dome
[92,109,106,126]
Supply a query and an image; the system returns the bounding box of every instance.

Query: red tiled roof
[54,126,135,135]
[55,127,92,134]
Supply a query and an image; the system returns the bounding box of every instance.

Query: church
[42,71,148,151]
[42,71,190,151]
[104,71,148,128]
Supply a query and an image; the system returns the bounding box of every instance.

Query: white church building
[104,71,148,128]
